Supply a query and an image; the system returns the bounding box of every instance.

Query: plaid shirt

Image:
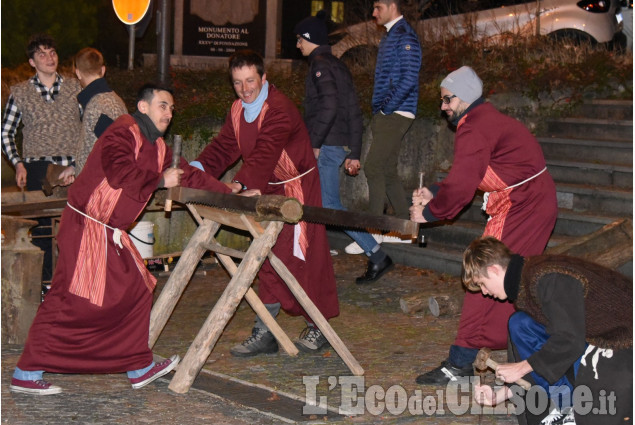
[1,73,78,166]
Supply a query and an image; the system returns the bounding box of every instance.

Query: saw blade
[168,187,417,237]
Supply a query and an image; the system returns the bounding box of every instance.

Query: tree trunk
[546,218,632,270]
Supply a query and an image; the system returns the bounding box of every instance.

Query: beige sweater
[11,77,81,159]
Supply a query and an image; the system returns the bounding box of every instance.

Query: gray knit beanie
[440,66,483,104]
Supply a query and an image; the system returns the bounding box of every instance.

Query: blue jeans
[13,363,155,380]
[317,146,379,255]
[509,312,583,409]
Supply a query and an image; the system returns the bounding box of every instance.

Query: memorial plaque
[183,0,266,56]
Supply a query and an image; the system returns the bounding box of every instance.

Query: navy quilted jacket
[372,18,421,116]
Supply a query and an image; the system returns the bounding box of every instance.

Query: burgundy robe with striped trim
[196,85,339,322]
[17,114,230,374]
[425,102,558,352]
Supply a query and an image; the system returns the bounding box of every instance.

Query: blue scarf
[242,81,269,123]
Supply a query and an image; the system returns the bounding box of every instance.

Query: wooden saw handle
[164,135,182,212]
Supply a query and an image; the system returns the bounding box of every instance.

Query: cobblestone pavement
[2,251,519,424]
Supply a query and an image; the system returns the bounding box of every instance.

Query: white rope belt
[482,167,548,213]
[268,167,315,185]
[67,202,123,249]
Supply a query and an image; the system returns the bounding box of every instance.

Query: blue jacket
[372,18,421,116]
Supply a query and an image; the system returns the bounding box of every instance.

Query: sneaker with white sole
[344,234,383,254]
[540,407,565,425]
[10,378,62,395]
[561,407,576,424]
[130,355,180,389]
[296,326,328,352]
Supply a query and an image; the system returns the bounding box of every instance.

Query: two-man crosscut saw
[167,187,418,237]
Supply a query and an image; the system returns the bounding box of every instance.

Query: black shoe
[355,256,394,284]
[230,327,279,357]
[415,360,473,385]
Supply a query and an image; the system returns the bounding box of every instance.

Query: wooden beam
[149,219,221,347]
[214,249,299,357]
[203,242,246,259]
[168,220,284,394]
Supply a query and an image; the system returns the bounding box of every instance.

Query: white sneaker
[562,407,576,424]
[329,249,338,256]
[540,408,564,425]
[344,234,383,254]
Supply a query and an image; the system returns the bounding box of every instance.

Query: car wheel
[548,29,596,48]
[608,32,628,52]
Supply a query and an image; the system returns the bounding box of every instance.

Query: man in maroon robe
[10,84,234,395]
[410,67,558,385]
[193,50,339,357]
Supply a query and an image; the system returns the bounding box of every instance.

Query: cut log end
[399,293,427,315]
[428,295,462,317]
[255,195,303,223]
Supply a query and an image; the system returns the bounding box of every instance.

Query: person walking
[362,0,421,222]
[294,12,394,284]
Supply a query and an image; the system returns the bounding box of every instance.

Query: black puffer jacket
[303,45,363,160]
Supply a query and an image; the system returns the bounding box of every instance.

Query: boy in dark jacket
[465,237,632,425]
[294,13,394,284]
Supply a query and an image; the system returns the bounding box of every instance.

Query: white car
[332,0,626,58]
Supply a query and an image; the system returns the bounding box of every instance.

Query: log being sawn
[165,186,418,237]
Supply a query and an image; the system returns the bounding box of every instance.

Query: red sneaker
[129,355,180,389]
[10,378,62,395]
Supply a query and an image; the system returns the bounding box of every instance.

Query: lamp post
[157,0,171,85]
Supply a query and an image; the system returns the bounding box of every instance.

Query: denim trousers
[13,362,154,380]
[317,145,378,255]
[509,312,582,409]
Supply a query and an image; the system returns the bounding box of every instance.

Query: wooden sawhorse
[148,203,364,393]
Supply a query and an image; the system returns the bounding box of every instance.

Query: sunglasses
[440,95,457,104]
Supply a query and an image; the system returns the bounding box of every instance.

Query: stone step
[410,204,619,245]
[546,117,632,142]
[556,182,633,216]
[404,190,625,237]
[552,209,623,237]
[546,159,632,189]
[327,230,466,276]
[538,137,632,166]
[433,172,632,216]
[420,218,574,249]
[327,230,633,278]
[575,99,633,121]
